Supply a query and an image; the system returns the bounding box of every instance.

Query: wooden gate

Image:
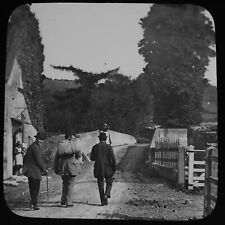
[185,145,205,190]
[203,146,218,217]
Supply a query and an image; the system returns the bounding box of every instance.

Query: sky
[30,3,217,86]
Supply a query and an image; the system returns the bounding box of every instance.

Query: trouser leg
[97,177,105,203]
[28,178,34,205]
[28,178,40,206]
[105,176,113,198]
[67,176,76,205]
[61,176,68,204]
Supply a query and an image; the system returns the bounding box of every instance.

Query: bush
[188,123,217,149]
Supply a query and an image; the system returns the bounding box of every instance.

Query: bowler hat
[98,132,107,140]
[34,132,47,140]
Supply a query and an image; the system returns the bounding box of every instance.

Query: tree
[7,4,45,131]
[44,65,154,135]
[138,4,215,127]
[47,65,120,132]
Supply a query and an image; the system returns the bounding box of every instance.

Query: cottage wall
[4,58,37,179]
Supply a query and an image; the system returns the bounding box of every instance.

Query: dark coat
[91,141,116,178]
[54,139,82,176]
[23,141,46,180]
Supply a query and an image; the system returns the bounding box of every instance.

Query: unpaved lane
[10,144,203,220]
[10,145,130,219]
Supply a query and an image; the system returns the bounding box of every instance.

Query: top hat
[34,132,47,140]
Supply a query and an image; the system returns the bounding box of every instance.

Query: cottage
[4,57,37,179]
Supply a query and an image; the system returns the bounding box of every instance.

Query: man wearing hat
[98,122,112,145]
[54,130,82,207]
[90,132,116,206]
[22,132,48,210]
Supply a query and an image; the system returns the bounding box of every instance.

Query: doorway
[11,118,22,175]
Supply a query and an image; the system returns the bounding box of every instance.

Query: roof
[11,117,32,125]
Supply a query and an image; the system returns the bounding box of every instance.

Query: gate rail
[185,146,205,190]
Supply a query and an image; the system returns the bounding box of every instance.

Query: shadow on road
[6,200,60,210]
[74,179,96,184]
[72,201,100,206]
[6,199,102,211]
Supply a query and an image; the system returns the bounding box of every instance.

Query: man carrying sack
[91,132,116,206]
[22,132,48,210]
[54,130,82,207]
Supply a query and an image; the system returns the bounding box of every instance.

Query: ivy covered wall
[6,4,45,132]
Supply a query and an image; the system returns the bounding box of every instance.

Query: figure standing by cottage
[22,132,48,210]
[91,132,116,206]
[13,141,24,175]
[54,130,82,207]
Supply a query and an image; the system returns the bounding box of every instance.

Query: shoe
[105,194,111,199]
[104,195,108,205]
[29,203,39,210]
[33,206,40,210]
[66,204,73,207]
[101,202,105,206]
[61,202,66,207]
[30,204,39,210]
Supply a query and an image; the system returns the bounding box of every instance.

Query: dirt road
[9,144,204,220]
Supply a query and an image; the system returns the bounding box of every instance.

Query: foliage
[42,66,154,135]
[7,4,45,131]
[187,125,217,150]
[138,4,216,128]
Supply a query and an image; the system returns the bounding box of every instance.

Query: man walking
[54,131,82,207]
[98,122,112,145]
[23,132,48,210]
[91,132,116,206]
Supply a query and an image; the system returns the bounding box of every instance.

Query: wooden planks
[203,146,218,217]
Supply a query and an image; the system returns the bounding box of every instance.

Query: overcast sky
[30,3,217,86]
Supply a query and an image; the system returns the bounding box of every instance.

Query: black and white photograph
[3,2,217,220]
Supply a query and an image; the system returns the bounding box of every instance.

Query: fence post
[149,147,155,166]
[188,146,194,190]
[178,146,185,188]
[151,148,155,163]
[204,147,212,217]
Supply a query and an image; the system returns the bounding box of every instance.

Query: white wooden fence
[185,145,205,190]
